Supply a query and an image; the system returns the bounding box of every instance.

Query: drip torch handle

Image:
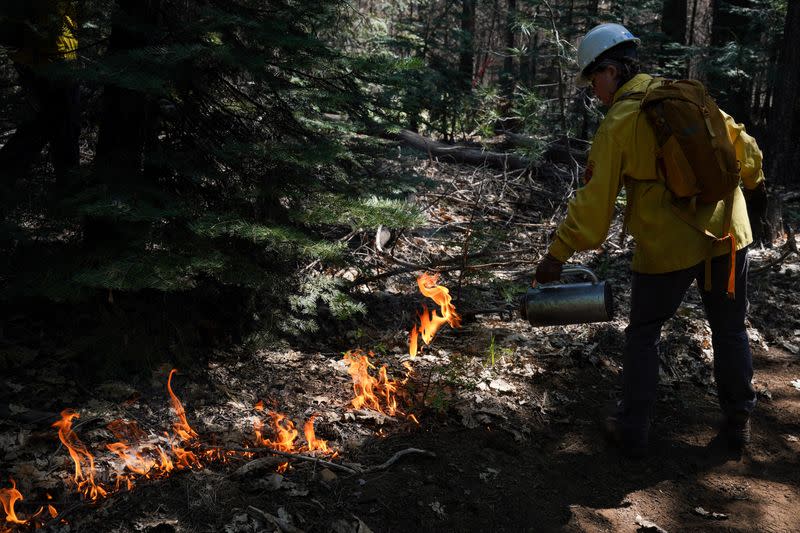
[561,265,600,284]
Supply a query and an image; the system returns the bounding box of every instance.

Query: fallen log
[396,129,532,170]
[498,131,590,165]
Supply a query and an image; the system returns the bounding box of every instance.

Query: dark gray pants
[621,247,757,431]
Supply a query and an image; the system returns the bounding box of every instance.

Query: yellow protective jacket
[11,0,78,65]
[548,74,765,274]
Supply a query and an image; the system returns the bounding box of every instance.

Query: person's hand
[534,254,563,285]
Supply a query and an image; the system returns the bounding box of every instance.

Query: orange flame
[167,369,198,442]
[343,349,415,419]
[49,370,206,502]
[106,442,157,477]
[35,369,341,511]
[409,273,461,356]
[409,324,418,358]
[52,410,108,501]
[170,442,201,469]
[254,413,294,474]
[303,415,329,453]
[0,478,27,525]
[157,446,175,472]
[105,419,171,489]
[254,412,299,452]
[45,494,58,519]
[252,410,334,466]
[107,418,146,443]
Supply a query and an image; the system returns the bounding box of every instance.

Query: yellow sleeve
[548,127,624,262]
[721,110,764,190]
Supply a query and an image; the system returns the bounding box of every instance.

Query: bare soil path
[326,343,800,533]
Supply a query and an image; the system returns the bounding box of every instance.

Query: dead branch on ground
[201,444,435,475]
[201,444,360,475]
[361,448,436,473]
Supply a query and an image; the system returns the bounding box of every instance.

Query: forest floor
[2,152,800,532]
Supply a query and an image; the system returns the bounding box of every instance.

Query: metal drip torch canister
[519,265,614,326]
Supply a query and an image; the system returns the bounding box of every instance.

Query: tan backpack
[622,79,740,297]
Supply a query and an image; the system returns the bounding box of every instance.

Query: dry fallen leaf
[489,378,515,393]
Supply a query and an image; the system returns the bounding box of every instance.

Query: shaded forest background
[0,0,797,376]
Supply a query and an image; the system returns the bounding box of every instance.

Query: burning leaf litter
[1,272,458,529]
[341,273,462,422]
[1,370,334,529]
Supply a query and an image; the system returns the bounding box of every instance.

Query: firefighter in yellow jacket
[534,23,766,457]
[0,1,80,185]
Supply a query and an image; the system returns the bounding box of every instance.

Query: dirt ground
[2,158,799,532]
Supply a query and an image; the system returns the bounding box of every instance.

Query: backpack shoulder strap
[617,77,663,104]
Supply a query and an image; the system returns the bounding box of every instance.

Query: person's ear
[606,64,620,82]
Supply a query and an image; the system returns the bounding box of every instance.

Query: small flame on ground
[107,419,146,443]
[1,369,342,529]
[343,274,459,423]
[52,410,108,501]
[409,273,461,357]
[254,412,298,452]
[252,408,333,464]
[343,350,416,421]
[0,478,26,525]
[303,416,329,453]
[107,442,157,477]
[253,411,332,453]
[409,325,418,358]
[167,369,198,442]
[105,417,181,490]
[45,369,207,505]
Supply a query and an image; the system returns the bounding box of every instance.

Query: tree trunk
[529,30,539,87]
[662,0,687,44]
[748,190,784,247]
[711,0,751,124]
[660,0,687,75]
[686,0,712,82]
[459,0,476,91]
[766,0,800,185]
[501,0,517,101]
[87,0,161,247]
[95,0,161,174]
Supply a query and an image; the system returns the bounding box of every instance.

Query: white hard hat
[576,23,640,86]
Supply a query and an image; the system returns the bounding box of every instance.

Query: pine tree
[0,0,423,372]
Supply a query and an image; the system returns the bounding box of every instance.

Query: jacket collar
[611,74,654,106]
